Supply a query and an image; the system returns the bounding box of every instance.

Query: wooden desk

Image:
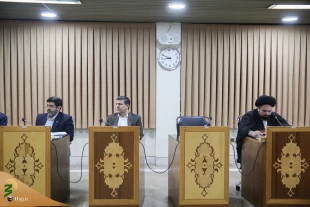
[51,135,70,202]
[241,137,267,207]
[241,127,310,207]
[168,126,230,207]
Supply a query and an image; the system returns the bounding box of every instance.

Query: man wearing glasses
[36,96,74,142]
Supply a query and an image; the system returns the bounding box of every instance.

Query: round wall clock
[158,47,181,71]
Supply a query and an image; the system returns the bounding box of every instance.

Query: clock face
[158,48,181,71]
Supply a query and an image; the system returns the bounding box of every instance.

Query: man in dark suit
[106,96,144,139]
[0,112,8,126]
[36,96,74,142]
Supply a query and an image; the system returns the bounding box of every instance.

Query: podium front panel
[93,131,135,199]
[0,126,51,197]
[266,127,310,205]
[89,126,140,206]
[180,126,229,206]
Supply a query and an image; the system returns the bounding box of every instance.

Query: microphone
[99,119,113,126]
[274,116,283,126]
[22,118,33,126]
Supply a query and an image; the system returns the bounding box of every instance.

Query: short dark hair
[116,96,130,108]
[47,96,63,107]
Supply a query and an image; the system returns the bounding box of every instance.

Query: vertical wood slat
[198,25,206,116]
[216,27,223,126]
[24,25,31,123]
[149,25,156,128]
[10,26,18,125]
[210,28,217,123]
[62,24,69,113]
[75,25,82,128]
[0,21,156,128]
[293,29,301,125]
[192,27,199,116]
[68,25,76,123]
[81,26,88,128]
[4,25,11,121]
[137,26,144,117]
[87,25,94,126]
[204,27,212,120]
[131,25,138,114]
[93,25,101,126]
[31,25,38,123]
[186,27,194,115]
[100,24,107,120]
[228,27,236,127]
[143,26,150,128]
[0,26,4,113]
[37,25,44,114]
[306,29,310,126]
[180,27,187,116]
[181,24,310,128]
[17,25,24,125]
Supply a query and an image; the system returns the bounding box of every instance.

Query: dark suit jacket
[106,112,144,138]
[0,112,8,126]
[36,112,74,142]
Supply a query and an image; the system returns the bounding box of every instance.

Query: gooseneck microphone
[22,118,33,126]
[274,116,283,126]
[99,119,113,126]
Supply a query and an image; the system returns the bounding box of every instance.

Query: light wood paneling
[0,126,51,197]
[168,127,229,206]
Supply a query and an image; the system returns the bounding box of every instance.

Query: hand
[248,130,263,138]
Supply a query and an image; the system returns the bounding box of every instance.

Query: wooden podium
[0,126,70,203]
[242,127,310,207]
[88,126,145,207]
[168,126,230,207]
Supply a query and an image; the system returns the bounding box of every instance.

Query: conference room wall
[0,21,156,128]
[180,24,310,128]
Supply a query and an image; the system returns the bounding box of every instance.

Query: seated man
[36,96,74,142]
[106,96,144,139]
[0,112,8,126]
[236,95,289,163]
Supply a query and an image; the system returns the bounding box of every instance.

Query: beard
[47,110,58,117]
[260,115,270,120]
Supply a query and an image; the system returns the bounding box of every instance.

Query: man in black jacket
[36,96,74,142]
[236,95,289,163]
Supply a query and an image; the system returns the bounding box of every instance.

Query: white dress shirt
[45,112,59,128]
[118,113,128,126]
[263,120,267,130]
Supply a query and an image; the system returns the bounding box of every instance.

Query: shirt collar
[118,113,128,118]
[47,112,59,121]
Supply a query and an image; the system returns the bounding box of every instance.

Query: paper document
[51,132,67,136]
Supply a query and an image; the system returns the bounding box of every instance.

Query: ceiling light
[268,5,310,9]
[168,3,185,9]
[0,0,81,4]
[282,16,298,22]
[41,12,57,17]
